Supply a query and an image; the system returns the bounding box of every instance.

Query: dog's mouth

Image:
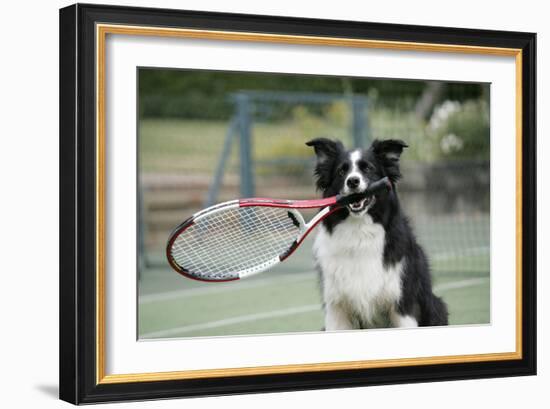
[347,196,374,214]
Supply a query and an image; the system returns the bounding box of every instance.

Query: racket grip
[335,177,392,206]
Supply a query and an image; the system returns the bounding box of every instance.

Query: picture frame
[59,3,536,404]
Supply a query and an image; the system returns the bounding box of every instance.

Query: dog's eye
[338,164,349,177]
[358,160,372,172]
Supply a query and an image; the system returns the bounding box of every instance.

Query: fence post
[351,96,370,149]
[236,93,255,197]
[204,117,238,207]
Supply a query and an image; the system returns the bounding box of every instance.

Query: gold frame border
[95,23,523,385]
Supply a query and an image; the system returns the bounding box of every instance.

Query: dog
[306,137,448,330]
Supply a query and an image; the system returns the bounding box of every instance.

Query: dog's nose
[346,176,360,189]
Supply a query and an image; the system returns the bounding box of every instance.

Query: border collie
[306,138,448,330]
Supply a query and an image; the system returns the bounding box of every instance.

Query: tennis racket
[166,177,391,282]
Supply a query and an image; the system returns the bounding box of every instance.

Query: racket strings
[171,206,301,280]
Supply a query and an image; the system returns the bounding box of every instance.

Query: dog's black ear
[305,138,343,164]
[306,138,343,191]
[371,139,408,182]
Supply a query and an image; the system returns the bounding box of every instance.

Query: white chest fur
[313,215,404,327]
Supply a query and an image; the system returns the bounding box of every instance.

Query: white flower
[429,100,461,131]
[440,133,464,154]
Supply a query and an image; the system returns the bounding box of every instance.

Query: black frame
[59,3,536,404]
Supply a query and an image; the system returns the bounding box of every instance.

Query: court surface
[139,227,490,339]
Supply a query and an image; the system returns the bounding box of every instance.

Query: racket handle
[335,177,392,206]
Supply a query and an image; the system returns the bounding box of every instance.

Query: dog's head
[306,138,408,217]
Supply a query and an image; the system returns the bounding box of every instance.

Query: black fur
[306,137,448,327]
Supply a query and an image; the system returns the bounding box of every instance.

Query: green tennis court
[138,231,490,339]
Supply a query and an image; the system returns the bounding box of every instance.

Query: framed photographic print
[59,3,536,404]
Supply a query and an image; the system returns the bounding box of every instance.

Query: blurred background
[137,68,490,340]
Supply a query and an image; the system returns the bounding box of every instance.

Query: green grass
[138,113,429,173]
[139,119,229,173]
[138,118,354,174]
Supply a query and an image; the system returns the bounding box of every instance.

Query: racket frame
[166,199,338,282]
